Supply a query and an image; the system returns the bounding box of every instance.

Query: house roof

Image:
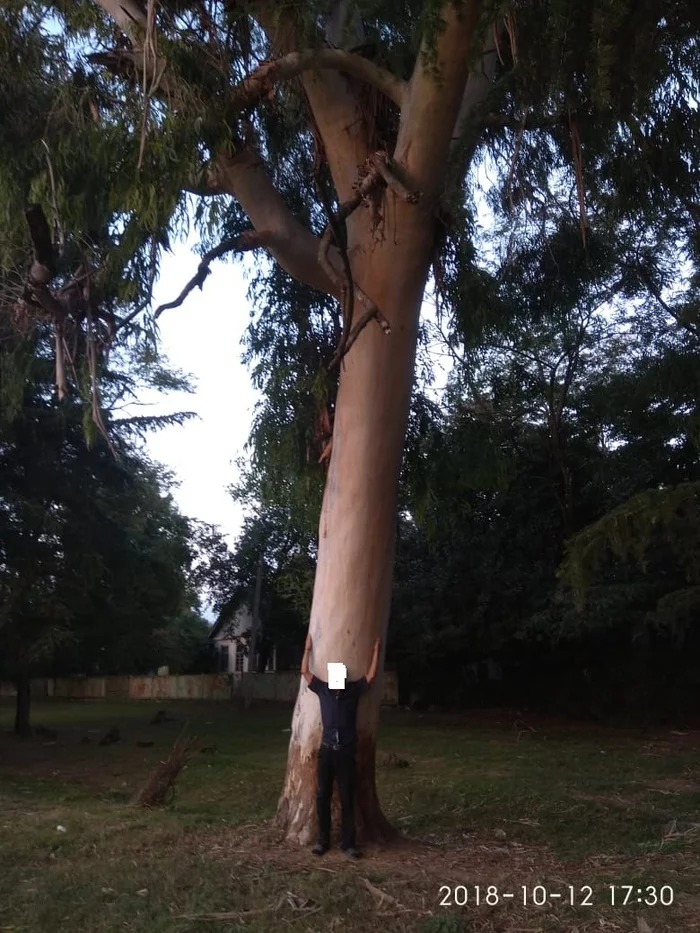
[209,602,252,641]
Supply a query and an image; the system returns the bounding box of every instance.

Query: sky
[129,237,451,553]
[131,240,261,548]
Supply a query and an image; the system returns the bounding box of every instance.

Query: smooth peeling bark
[275,200,434,845]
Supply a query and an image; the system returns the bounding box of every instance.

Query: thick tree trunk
[275,202,433,845]
[14,674,32,737]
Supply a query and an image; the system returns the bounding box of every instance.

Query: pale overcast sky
[130,237,450,551]
[133,239,260,547]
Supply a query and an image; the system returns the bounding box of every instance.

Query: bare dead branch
[55,321,67,401]
[310,130,343,346]
[317,165,384,356]
[318,225,352,341]
[329,304,391,370]
[314,168,356,362]
[133,725,196,808]
[25,204,56,284]
[153,230,275,318]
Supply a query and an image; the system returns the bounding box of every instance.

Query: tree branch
[314,166,355,359]
[255,7,374,204]
[235,49,406,110]
[482,111,568,130]
[89,43,405,115]
[449,38,500,161]
[396,0,481,204]
[93,0,146,36]
[25,203,56,285]
[90,3,344,301]
[153,230,276,318]
[213,148,339,297]
[637,267,700,339]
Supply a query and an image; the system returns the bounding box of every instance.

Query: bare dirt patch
[184,820,697,932]
[646,778,700,794]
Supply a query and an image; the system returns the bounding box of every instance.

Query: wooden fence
[0,671,399,705]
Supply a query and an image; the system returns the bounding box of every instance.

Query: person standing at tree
[301,632,380,858]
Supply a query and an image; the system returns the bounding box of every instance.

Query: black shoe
[342,846,362,859]
[312,843,329,856]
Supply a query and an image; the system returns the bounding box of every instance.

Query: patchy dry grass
[0,700,699,932]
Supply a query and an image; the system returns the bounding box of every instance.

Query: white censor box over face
[327,662,347,689]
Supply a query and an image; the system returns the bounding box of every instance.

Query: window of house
[218,645,229,672]
[234,647,245,672]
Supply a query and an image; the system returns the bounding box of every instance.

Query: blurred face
[328,662,347,689]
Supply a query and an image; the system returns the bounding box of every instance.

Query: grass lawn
[0,700,699,932]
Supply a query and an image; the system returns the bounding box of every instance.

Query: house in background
[209,604,277,674]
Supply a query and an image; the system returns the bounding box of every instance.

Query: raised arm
[366,637,381,685]
[301,632,314,684]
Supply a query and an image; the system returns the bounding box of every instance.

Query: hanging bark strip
[20,202,121,451]
[136,0,164,172]
[321,152,421,370]
[503,11,519,64]
[54,319,66,400]
[568,109,588,247]
[504,107,529,214]
[311,119,355,354]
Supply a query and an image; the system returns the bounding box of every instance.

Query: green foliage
[0,318,204,690]
[193,507,315,670]
[151,609,215,675]
[561,481,700,609]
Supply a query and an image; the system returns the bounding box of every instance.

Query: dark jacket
[308,675,369,746]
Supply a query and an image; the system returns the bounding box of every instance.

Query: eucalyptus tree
[3,0,698,842]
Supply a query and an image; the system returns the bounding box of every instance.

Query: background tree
[192,508,314,672]
[0,326,202,734]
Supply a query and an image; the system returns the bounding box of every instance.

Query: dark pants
[316,742,356,849]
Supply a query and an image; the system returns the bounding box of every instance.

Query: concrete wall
[0,671,399,706]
